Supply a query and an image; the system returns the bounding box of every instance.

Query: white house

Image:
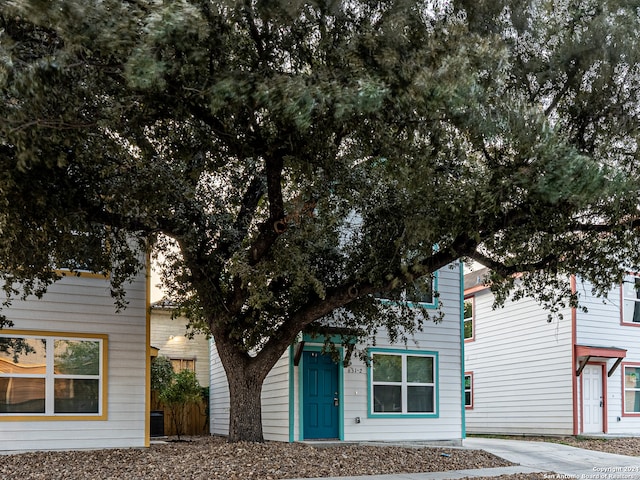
[0,269,150,452]
[464,268,640,436]
[210,263,466,443]
[150,300,210,387]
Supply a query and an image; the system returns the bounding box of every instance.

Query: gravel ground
[1,434,638,480]
[0,435,514,480]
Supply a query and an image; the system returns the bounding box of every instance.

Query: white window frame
[464,296,475,341]
[464,372,473,409]
[622,275,640,325]
[0,332,106,419]
[368,349,438,418]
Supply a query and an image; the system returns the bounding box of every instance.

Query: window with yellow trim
[0,334,105,416]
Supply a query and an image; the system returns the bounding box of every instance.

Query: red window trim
[622,362,640,417]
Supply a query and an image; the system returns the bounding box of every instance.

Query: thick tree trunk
[226,367,266,442]
[215,335,280,443]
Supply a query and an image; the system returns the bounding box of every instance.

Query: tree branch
[222,175,267,254]
[469,251,559,277]
[246,151,286,266]
[242,0,266,62]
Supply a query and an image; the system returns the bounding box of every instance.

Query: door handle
[334,397,339,407]
[600,400,603,407]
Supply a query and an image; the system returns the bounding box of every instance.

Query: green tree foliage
[1,0,640,441]
[151,355,175,394]
[158,369,202,440]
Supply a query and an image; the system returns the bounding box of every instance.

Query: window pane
[464,319,473,339]
[625,368,640,388]
[373,385,401,412]
[625,390,640,413]
[465,391,471,406]
[0,337,46,374]
[407,356,433,383]
[407,277,433,304]
[623,300,640,323]
[623,278,640,324]
[54,379,99,413]
[374,277,434,305]
[171,359,195,372]
[624,277,640,299]
[0,378,45,413]
[407,385,434,412]
[54,340,100,375]
[170,359,182,372]
[373,355,402,382]
[464,299,473,319]
[464,375,471,389]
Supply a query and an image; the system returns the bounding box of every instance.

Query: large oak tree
[1,0,639,441]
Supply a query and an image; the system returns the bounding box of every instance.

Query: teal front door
[302,351,339,439]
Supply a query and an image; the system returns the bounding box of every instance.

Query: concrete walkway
[466,437,640,479]
[283,437,640,480]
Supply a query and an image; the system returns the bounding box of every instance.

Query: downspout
[288,344,295,442]
[145,249,152,447]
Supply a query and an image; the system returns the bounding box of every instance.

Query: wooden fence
[150,391,209,437]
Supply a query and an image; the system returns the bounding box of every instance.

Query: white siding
[209,339,230,437]
[0,272,148,452]
[575,277,640,435]
[211,263,464,443]
[262,350,290,441]
[150,309,210,387]
[464,283,574,435]
[209,343,291,441]
[341,265,462,442]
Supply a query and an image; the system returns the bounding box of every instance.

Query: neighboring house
[0,269,150,452]
[464,267,640,436]
[150,299,210,387]
[210,263,466,443]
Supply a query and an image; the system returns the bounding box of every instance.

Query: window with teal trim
[370,351,436,415]
[373,274,437,308]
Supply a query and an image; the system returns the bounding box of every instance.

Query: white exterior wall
[575,277,640,435]
[211,264,464,443]
[150,309,209,387]
[209,343,292,440]
[209,338,229,436]
[0,272,147,452]
[262,350,291,441]
[286,264,463,443]
[340,264,463,443]
[464,284,574,435]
